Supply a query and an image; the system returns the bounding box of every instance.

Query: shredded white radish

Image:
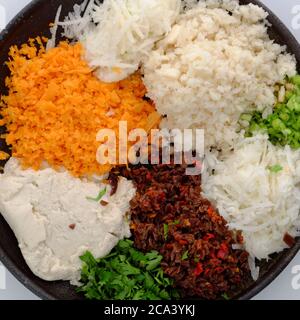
[203,134,300,261]
[232,244,244,250]
[46,5,62,51]
[60,0,181,82]
[248,256,260,281]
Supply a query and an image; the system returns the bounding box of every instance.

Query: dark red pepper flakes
[108,172,119,196]
[217,243,229,260]
[236,231,244,244]
[100,200,109,206]
[207,206,215,216]
[214,267,224,273]
[217,250,226,260]
[204,269,211,276]
[209,250,216,259]
[178,239,188,245]
[283,233,296,247]
[146,172,152,180]
[194,263,204,277]
[203,233,215,241]
[179,185,189,196]
[69,224,76,230]
[112,158,251,300]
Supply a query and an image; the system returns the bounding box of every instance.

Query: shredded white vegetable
[203,134,300,262]
[46,5,62,51]
[59,0,181,82]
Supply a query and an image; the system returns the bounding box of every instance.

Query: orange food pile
[0,40,159,177]
[0,151,9,161]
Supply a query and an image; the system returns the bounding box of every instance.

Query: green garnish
[163,224,169,240]
[86,187,107,202]
[243,75,300,149]
[181,250,189,260]
[172,220,180,225]
[77,240,179,300]
[222,293,230,300]
[240,113,252,122]
[194,257,200,263]
[268,164,283,173]
[291,75,300,86]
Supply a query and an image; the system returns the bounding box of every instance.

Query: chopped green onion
[279,111,289,122]
[163,224,169,240]
[287,95,300,111]
[282,128,292,136]
[285,91,293,100]
[240,113,252,122]
[222,293,230,300]
[249,123,261,133]
[268,164,283,173]
[86,187,107,202]
[243,76,300,150]
[181,251,189,261]
[272,118,285,130]
[291,75,300,86]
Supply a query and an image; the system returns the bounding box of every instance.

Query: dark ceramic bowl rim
[0,0,300,300]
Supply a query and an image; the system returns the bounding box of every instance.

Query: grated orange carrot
[0,151,9,161]
[0,41,159,177]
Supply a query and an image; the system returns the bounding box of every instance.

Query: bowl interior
[0,0,299,300]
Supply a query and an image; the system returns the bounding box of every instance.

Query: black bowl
[0,0,299,300]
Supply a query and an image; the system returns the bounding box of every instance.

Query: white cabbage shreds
[62,0,181,82]
[202,134,300,261]
[143,1,296,151]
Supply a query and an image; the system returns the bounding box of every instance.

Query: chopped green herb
[163,224,169,240]
[77,240,179,300]
[291,75,300,86]
[86,187,107,202]
[172,220,180,225]
[285,91,294,100]
[194,257,200,263]
[181,250,189,260]
[240,113,252,122]
[222,293,230,300]
[243,74,300,149]
[268,164,283,173]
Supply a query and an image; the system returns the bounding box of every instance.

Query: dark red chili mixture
[110,162,250,300]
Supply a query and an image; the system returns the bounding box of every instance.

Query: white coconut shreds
[143,0,297,151]
[202,134,300,262]
[60,0,182,82]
